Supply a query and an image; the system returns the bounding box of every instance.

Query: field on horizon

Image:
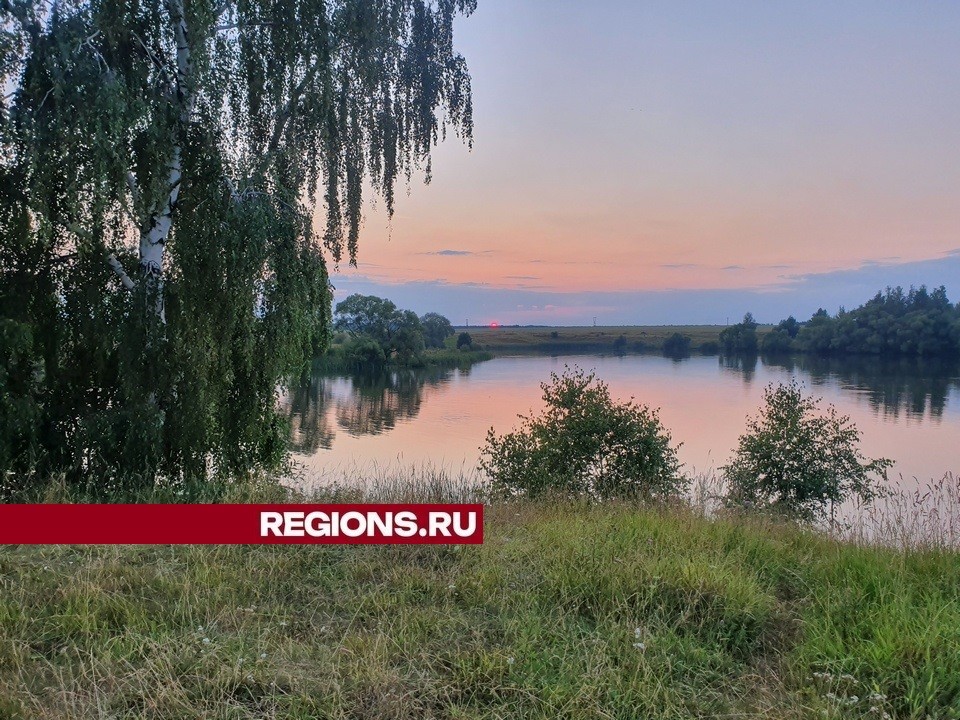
[456,325,757,352]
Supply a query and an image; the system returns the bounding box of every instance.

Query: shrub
[612,334,628,353]
[699,340,720,355]
[760,316,800,354]
[722,381,891,522]
[760,328,794,354]
[662,332,692,358]
[456,331,473,350]
[720,313,759,354]
[480,367,684,500]
[343,337,386,369]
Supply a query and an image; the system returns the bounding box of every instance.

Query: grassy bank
[1,491,957,719]
[460,325,757,355]
[312,346,493,374]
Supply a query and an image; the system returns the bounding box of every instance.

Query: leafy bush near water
[723,381,892,522]
[662,332,692,358]
[481,368,684,500]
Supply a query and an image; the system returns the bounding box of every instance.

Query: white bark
[107,253,135,290]
[136,0,194,318]
[138,146,180,279]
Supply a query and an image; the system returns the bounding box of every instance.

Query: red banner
[0,504,484,544]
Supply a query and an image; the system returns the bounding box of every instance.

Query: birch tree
[0,0,475,495]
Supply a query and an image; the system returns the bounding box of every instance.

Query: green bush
[759,328,794,354]
[481,367,684,500]
[343,337,387,369]
[722,381,892,522]
[719,313,759,354]
[662,332,692,358]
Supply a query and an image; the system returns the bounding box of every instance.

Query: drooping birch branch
[107,253,136,290]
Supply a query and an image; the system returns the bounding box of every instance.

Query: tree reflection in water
[718,353,759,384]
[281,365,462,453]
[763,354,960,421]
[283,371,336,454]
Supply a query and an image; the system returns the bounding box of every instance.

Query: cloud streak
[419,249,494,257]
[331,253,960,326]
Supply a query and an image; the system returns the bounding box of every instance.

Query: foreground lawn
[1,503,958,719]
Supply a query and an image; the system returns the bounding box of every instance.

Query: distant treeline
[721,286,960,357]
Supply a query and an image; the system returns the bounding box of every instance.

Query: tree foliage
[420,311,454,348]
[481,367,684,501]
[719,313,758,355]
[0,0,475,496]
[662,332,691,358]
[722,382,891,522]
[794,287,960,357]
[760,316,800,355]
[755,287,960,358]
[333,293,424,363]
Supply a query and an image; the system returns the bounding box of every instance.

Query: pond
[280,353,960,491]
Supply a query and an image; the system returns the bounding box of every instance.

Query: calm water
[280,353,960,488]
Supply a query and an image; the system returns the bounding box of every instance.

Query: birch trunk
[139,0,193,320]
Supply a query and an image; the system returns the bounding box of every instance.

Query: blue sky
[328,1,960,325]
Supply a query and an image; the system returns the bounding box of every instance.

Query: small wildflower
[507,656,515,665]
[633,642,646,651]
[260,653,267,659]
[634,627,643,638]
[202,637,211,645]
[279,621,288,627]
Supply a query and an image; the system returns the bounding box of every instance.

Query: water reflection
[761,354,960,420]
[284,371,335,453]
[282,365,461,452]
[719,353,759,384]
[282,353,960,487]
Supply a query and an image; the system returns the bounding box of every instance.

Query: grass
[313,346,493,374]
[1,478,958,719]
[459,325,758,354]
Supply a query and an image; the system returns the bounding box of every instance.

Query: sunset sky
[328,0,960,326]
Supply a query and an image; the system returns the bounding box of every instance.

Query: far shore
[453,324,748,355]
